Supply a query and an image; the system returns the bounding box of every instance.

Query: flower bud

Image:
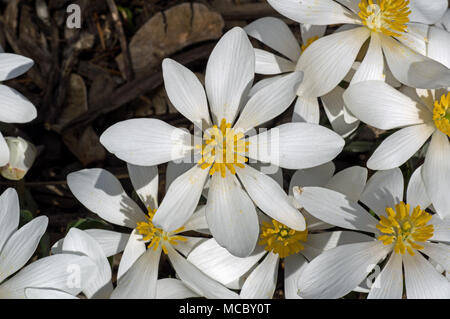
[1,137,37,180]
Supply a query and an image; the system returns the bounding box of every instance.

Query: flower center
[136,208,187,254]
[358,0,411,37]
[259,219,308,258]
[301,36,319,53]
[433,92,450,137]
[377,202,434,256]
[196,118,249,178]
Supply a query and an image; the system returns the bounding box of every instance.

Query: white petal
[350,32,384,85]
[284,253,308,299]
[181,206,209,232]
[174,236,207,257]
[25,288,78,299]
[156,278,200,299]
[0,133,9,166]
[127,164,159,209]
[267,0,360,25]
[167,245,239,299]
[306,230,375,254]
[0,53,34,81]
[165,159,195,191]
[0,216,48,283]
[111,247,161,299]
[205,27,254,124]
[334,0,360,13]
[248,75,284,98]
[435,9,450,31]
[367,124,435,170]
[296,27,370,97]
[300,24,327,42]
[427,26,450,68]
[367,252,403,299]
[406,166,431,209]
[205,173,259,258]
[0,85,37,123]
[398,23,429,56]
[152,165,209,232]
[403,251,450,299]
[423,131,450,219]
[343,80,432,130]
[253,49,296,75]
[187,238,266,287]
[321,86,360,137]
[248,123,344,169]
[292,95,320,124]
[240,252,279,299]
[62,228,112,299]
[360,168,404,217]
[293,187,379,233]
[100,119,193,166]
[409,0,448,24]
[289,162,336,195]
[421,242,450,271]
[237,164,306,231]
[234,71,303,132]
[325,166,368,202]
[430,215,450,243]
[67,168,146,228]
[245,17,301,62]
[0,255,96,299]
[117,229,146,280]
[381,34,450,89]
[0,188,20,252]
[250,161,284,189]
[298,241,390,299]
[162,59,211,128]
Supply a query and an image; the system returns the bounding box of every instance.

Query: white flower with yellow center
[67,165,238,299]
[294,167,450,299]
[0,188,95,299]
[187,164,374,298]
[344,82,450,219]
[243,17,360,137]
[100,27,345,257]
[267,0,450,97]
[0,49,36,167]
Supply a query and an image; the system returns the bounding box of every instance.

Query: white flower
[187,164,372,298]
[0,188,95,299]
[100,27,345,257]
[245,17,359,137]
[50,227,200,299]
[1,136,37,181]
[0,51,36,166]
[343,82,449,219]
[66,164,238,299]
[294,167,450,299]
[267,0,450,96]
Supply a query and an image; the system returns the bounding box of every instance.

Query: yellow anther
[196,118,249,178]
[259,219,308,258]
[358,0,411,37]
[433,92,450,137]
[301,36,319,52]
[377,202,434,256]
[136,207,186,254]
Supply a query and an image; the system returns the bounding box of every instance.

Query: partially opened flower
[0,188,95,299]
[245,17,359,137]
[100,27,345,257]
[0,51,36,166]
[51,228,201,299]
[67,165,237,299]
[1,136,37,181]
[267,0,450,97]
[187,164,372,298]
[294,167,450,299]
[344,81,449,219]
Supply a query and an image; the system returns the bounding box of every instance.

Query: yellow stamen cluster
[259,219,308,259]
[301,36,319,53]
[377,202,434,256]
[196,118,249,178]
[433,92,450,137]
[358,0,411,37]
[136,208,187,254]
